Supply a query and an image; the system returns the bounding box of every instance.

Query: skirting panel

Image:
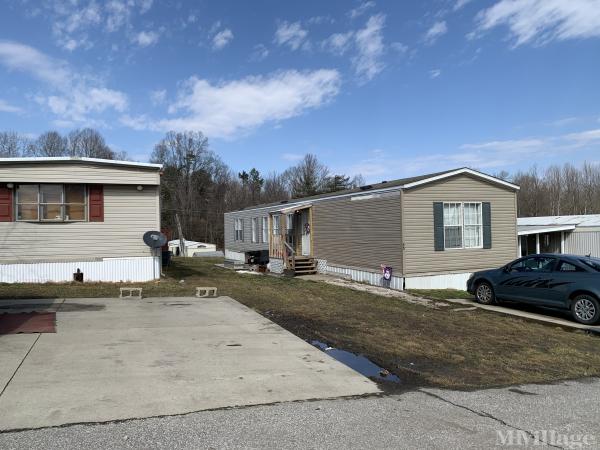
[0,257,160,283]
[269,258,284,274]
[325,264,404,291]
[225,249,246,262]
[404,272,472,290]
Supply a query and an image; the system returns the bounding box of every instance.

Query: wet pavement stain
[310,340,401,384]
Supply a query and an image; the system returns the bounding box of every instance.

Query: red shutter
[88,185,104,222]
[0,184,13,222]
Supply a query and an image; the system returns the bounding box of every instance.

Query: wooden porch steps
[287,256,317,276]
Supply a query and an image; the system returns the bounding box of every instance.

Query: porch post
[560,231,565,253]
[518,235,522,257]
[535,233,540,254]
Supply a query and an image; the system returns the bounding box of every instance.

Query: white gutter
[0,156,163,170]
[517,225,576,236]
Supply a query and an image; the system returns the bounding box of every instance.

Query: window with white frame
[286,213,294,233]
[234,218,244,241]
[16,184,86,222]
[251,217,258,243]
[262,217,268,243]
[272,214,280,236]
[443,202,482,249]
[463,203,482,248]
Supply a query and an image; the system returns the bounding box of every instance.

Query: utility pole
[175,213,185,257]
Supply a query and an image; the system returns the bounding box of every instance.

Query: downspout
[400,188,406,290]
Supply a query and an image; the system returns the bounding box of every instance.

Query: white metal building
[167,240,218,257]
[517,215,600,257]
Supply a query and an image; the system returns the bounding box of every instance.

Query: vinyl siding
[0,163,160,185]
[0,185,160,263]
[224,208,275,253]
[402,174,517,276]
[312,191,403,273]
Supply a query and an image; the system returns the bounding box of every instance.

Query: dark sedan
[467,254,600,325]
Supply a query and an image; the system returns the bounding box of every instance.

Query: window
[579,258,600,272]
[16,184,86,222]
[443,203,462,249]
[272,214,280,236]
[262,217,269,243]
[251,217,258,243]
[234,218,244,241]
[463,203,482,248]
[557,261,585,272]
[286,213,294,233]
[443,202,483,249]
[510,257,556,273]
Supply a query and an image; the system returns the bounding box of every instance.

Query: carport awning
[517,224,576,236]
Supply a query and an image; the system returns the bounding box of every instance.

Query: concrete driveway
[0,296,378,431]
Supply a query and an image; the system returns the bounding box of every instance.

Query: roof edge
[402,168,520,191]
[0,156,162,170]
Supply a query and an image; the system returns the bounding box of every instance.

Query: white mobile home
[0,157,162,283]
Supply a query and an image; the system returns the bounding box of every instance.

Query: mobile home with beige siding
[0,157,162,283]
[224,168,519,289]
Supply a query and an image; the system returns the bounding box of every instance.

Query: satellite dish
[143,231,167,248]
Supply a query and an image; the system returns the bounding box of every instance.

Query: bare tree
[28,131,67,156]
[284,154,330,198]
[67,128,115,159]
[0,131,29,157]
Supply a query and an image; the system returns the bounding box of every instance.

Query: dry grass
[1,257,599,389]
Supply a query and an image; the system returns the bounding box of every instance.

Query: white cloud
[0,99,22,114]
[150,89,167,105]
[348,1,376,19]
[454,0,473,11]
[474,0,600,47]
[390,42,409,54]
[250,44,269,61]
[39,0,155,50]
[274,21,308,51]
[122,69,341,139]
[424,21,447,45]
[429,69,441,79]
[564,128,600,144]
[133,30,160,47]
[212,28,234,50]
[0,40,127,124]
[322,32,354,55]
[353,14,386,81]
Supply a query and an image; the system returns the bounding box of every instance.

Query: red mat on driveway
[0,312,56,334]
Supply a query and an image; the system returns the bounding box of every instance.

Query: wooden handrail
[283,241,295,271]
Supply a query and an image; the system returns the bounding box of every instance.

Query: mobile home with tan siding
[0,157,162,283]
[224,168,519,290]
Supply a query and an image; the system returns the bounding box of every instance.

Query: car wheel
[475,281,495,305]
[571,294,600,325]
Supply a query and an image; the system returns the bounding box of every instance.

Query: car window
[510,257,555,273]
[557,261,585,272]
[580,258,600,272]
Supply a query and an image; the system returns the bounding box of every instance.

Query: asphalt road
[1,378,598,449]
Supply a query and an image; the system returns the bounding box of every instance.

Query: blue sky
[1,0,599,182]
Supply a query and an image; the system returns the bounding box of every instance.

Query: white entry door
[301,209,311,256]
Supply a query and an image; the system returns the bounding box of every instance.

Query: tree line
[507,162,600,217]
[0,129,128,160]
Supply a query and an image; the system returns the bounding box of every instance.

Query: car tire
[571,294,600,325]
[475,281,496,305]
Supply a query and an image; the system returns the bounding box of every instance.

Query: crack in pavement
[421,390,563,449]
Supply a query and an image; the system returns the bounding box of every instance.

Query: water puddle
[311,340,401,384]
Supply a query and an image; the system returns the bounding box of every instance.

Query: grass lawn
[1,257,599,390]
[408,289,474,301]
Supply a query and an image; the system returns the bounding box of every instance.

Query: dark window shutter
[88,185,104,222]
[433,202,444,251]
[0,184,13,222]
[482,202,492,249]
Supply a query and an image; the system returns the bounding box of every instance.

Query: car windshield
[579,257,600,272]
